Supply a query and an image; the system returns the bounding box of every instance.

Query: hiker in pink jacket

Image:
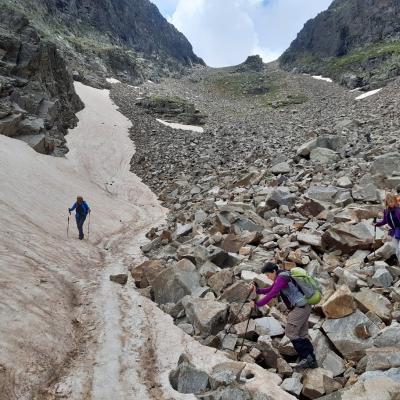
[252,262,317,370]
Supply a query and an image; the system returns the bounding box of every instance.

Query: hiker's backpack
[290,267,322,305]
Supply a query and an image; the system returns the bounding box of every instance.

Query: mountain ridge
[280,0,400,88]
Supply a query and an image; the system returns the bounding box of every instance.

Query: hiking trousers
[392,237,400,264]
[285,304,311,340]
[76,215,87,239]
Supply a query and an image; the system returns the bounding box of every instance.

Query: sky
[151,0,333,67]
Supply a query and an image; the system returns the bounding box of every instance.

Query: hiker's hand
[251,283,257,293]
[373,217,377,224]
[250,301,257,309]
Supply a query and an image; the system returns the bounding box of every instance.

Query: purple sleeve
[255,275,288,308]
[396,208,400,222]
[256,286,271,295]
[376,209,387,227]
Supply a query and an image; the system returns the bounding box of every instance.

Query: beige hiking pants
[285,304,311,340]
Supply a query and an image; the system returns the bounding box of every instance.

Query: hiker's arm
[256,286,271,295]
[255,276,287,308]
[375,210,387,227]
[69,202,77,212]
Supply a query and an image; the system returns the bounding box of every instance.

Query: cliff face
[41,0,202,65]
[1,0,204,86]
[0,7,83,155]
[280,0,400,88]
[0,0,203,153]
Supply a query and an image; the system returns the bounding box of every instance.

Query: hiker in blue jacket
[69,196,90,240]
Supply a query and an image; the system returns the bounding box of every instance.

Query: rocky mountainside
[0,7,83,155]
[0,0,202,154]
[109,62,400,399]
[280,0,400,88]
[1,0,203,86]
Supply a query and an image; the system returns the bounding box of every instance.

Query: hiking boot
[294,355,318,371]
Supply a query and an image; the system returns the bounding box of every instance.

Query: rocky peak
[280,0,400,87]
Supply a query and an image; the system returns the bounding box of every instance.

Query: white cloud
[151,0,333,67]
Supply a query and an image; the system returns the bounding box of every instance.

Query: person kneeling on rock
[252,262,318,370]
[69,196,91,240]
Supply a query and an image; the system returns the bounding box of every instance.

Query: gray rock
[371,268,393,288]
[209,361,245,389]
[152,259,201,304]
[322,221,379,253]
[297,136,341,157]
[281,375,303,396]
[255,317,285,337]
[374,322,400,347]
[266,187,296,209]
[354,288,392,321]
[365,347,400,371]
[370,152,400,178]
[169,356,210,394]
[182,296,228,337]
[352,183,379,202]
[310,148,339,164]
[270,161,291,175]
[322,310,380,360]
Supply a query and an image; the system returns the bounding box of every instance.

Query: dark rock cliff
[280,0,400,88]
[0,7,83,154]
[0,0,203,153]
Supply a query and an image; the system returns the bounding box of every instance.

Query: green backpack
[290,267,322,305]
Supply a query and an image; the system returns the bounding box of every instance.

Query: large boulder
[220,281,254,303]
[310,331,346,377]
[322,285,356,319]
[182,296,228,337]
[322,310,380,360]
[310,148,339,164]
[318,377,400,400]
[306,186,340,203]
[130,259,164,288]
[302,368,333,399]
[322,222,382,253]
[354,288,392,322]
[374,322,400,347]
[266,187,296,209]
[297,136,341,157]
[365,348,400,371]
[370,152,400,178]
[169,354,210,394]
[152,259,201,304]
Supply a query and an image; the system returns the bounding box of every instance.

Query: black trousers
[76,215,87,239]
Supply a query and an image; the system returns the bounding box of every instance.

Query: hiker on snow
[375,192,400,264]
[252,262,318,370]
[69,196,90,240]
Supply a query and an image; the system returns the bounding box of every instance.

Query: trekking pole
[215,286,254,353]
[67,214,70,238]
[87,212,91,240]
[238,308,253,357]
[373,217,377,259]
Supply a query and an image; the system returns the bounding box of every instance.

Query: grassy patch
[206,71,308,108]
[325,41,400,73]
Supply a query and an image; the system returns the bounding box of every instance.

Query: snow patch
[156,118,204,133]
[106,77,121,84]
[312,75,333,83]
[355,88,383,100]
